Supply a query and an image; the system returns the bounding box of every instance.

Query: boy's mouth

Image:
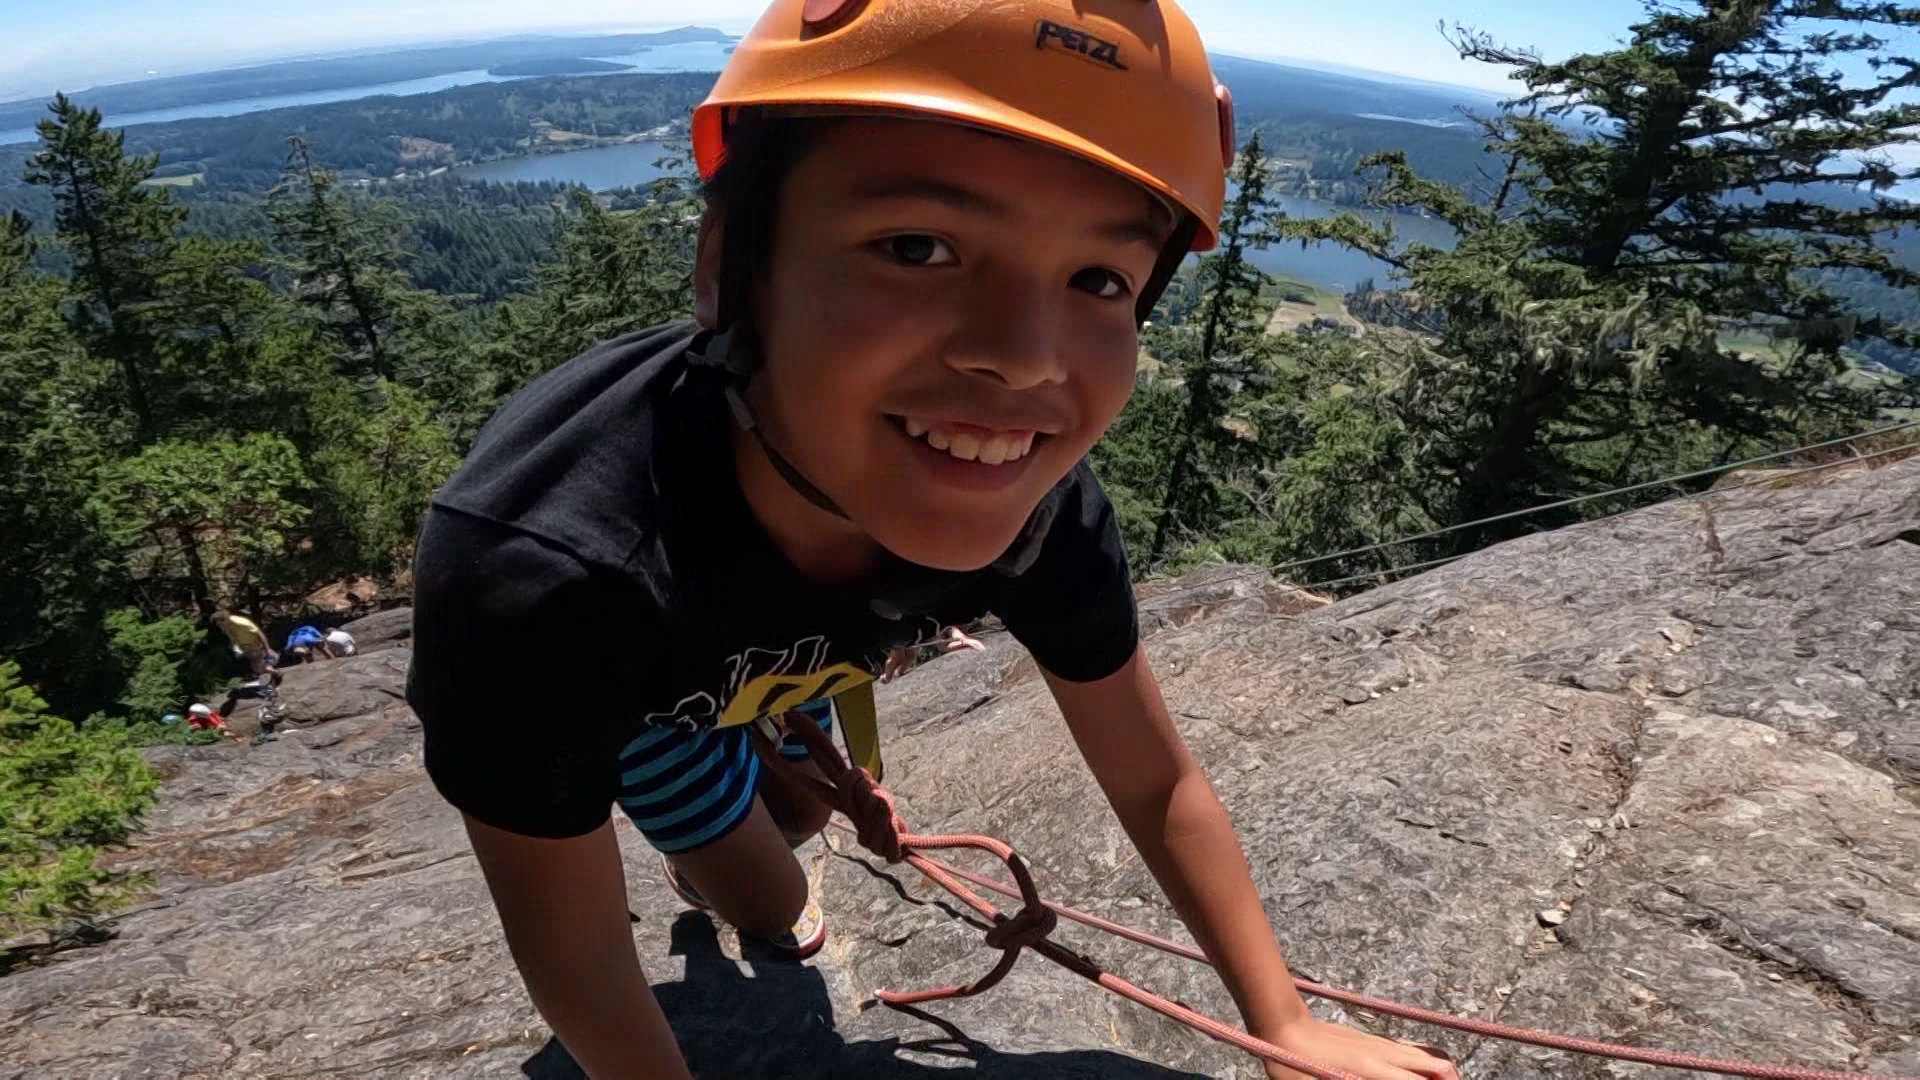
[891,416,1045,466]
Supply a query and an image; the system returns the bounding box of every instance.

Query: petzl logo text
[1035,20,1127,70]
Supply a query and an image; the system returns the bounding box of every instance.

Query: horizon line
[1,28,1507,107]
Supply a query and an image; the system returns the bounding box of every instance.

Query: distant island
[486,58,634,78]
[0,27,733,131]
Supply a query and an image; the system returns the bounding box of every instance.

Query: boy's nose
[944,279,1069,391]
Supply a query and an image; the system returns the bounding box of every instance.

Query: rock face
[2,458,1916,1079]
[338,606,414,653]
[304,577,382,618]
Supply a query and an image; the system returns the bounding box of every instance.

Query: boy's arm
[463,815,693,1080]
[1044,645,1456,1080]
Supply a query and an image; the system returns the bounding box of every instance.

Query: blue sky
[2,0,1651,99]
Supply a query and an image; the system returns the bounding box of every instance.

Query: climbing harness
[753,710,1918,1080]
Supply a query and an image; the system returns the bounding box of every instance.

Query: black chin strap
[692,329,852,521]
[1136,216,1200,324]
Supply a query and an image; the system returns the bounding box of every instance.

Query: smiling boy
[405,2,1457,1078]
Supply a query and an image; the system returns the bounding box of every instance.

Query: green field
[1262,274,1354,334]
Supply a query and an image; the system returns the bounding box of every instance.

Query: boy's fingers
[1388,1040,1456,1079]
[1272,1067,1415,1080]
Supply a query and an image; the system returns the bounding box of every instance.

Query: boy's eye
[1070,266,1131,300]
[882,234,958,267]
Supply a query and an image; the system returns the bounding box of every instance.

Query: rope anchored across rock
[753,709,1916,1080]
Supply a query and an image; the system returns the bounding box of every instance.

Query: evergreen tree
[482,183,699,400]
[1284,0,1918,540]
[151,234,281,417]
[265,138,487,443]
[23,95,184,439]
[1212,331,1434,583]
[88,434,312,619]
[0,660,157,938]
[1147,131,1283,564]
[0,210,129,718]
[304,379,458,570]
[101,609,202,720]
[1088,376,1189,558]
[24,96,271,444]
[265,136,417,379]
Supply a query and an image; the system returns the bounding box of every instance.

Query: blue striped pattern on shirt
[616,702,836,853]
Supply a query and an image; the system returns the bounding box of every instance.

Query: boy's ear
[694,206,726,330]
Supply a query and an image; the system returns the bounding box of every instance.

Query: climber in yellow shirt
[211,610,274,677]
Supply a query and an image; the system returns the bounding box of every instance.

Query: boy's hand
[1261,1017,1457,1080]
[939,626,986,654]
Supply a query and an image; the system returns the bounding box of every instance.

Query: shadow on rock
[523,912,1208,1080]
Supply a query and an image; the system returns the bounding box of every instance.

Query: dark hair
[700,111,832,335]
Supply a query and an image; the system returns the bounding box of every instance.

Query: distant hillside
[0,28,732,130]
[486,58,634,78]
[1210,54,1498,197]
[0,55,1500,202]
[0,74,716,195]
[1211,54,1491,123]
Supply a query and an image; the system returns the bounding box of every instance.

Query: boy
[407,2,1457,1078]
[322,626,357,658]
[281,624,325,667]
[211,609,274,677]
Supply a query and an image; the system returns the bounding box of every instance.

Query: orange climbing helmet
[692,0,1234,251]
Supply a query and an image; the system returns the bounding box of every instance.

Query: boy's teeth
[905,420,1037,465]
[948,432,981,462]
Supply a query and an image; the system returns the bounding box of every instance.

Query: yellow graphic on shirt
[717,663,884,781]
[718,661,871,726]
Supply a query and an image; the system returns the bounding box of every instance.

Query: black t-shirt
[406,320,1138,838]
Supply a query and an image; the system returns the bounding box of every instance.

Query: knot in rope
[984,902,1058,951]
[842,765,907,863]
[755,709,906,861]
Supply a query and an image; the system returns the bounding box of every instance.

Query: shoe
[660,854,828,960]
[755,895,827,960]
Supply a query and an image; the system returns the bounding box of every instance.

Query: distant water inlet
[455,141,684,191]
[1253,194,1457,292]
[455,151,1460,293]
[0,41,735,146]
[0,71,512,145]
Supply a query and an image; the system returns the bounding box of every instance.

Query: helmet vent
[801,0,865,34]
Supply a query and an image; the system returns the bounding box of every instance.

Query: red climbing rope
[754,712,1913,1080]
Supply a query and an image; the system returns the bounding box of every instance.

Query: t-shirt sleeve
[997,463,1140,683]
[406,508,626,838]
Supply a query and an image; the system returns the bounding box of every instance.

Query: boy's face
[739,117,1171,571]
